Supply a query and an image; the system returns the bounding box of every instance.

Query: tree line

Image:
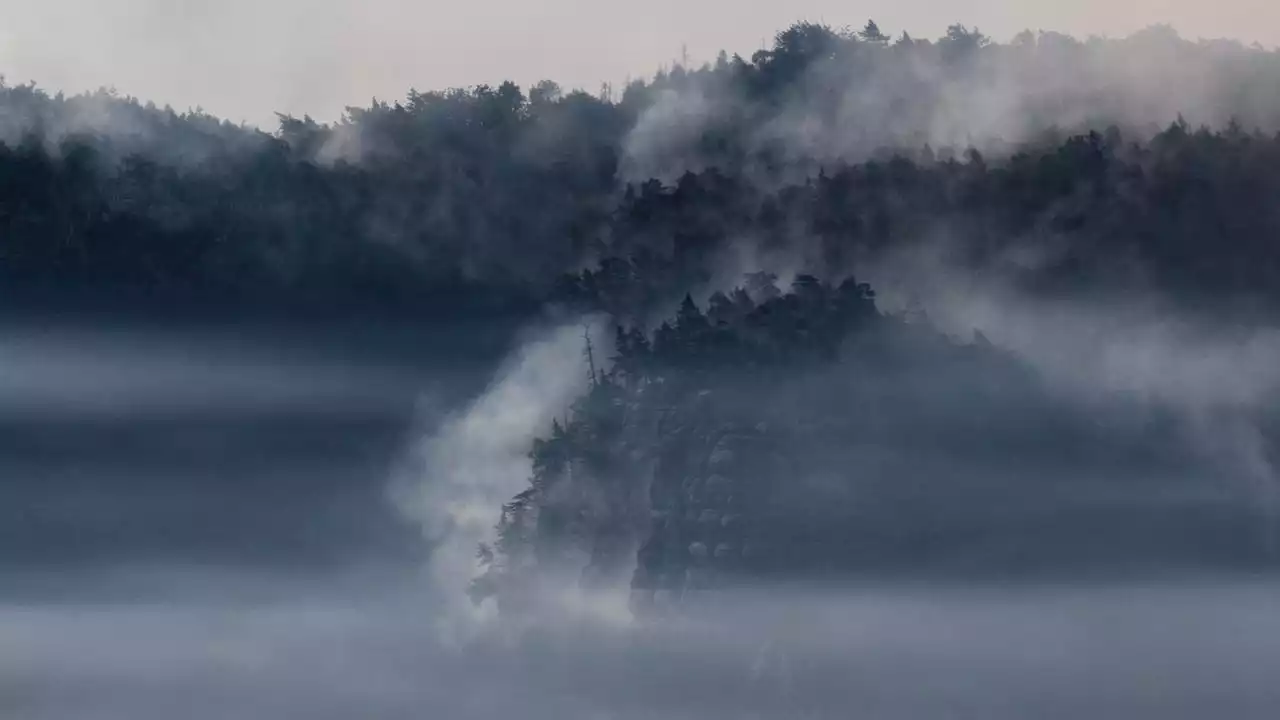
[4,22,1280,317]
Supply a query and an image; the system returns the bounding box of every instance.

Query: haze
[3,0,1278,127]
[7,3,1280,717]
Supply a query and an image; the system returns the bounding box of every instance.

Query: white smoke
[620,27,1280,183]
[862,237,1280,548]
[390,318,610,637]
[621,84,717,183]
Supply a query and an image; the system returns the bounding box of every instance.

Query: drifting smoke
[390,318,612,635]
[5,293,1280,720]
[0,81,267,166]
[623,25,1280,183]
[9,10,1280,720]
[862,238,1280,552]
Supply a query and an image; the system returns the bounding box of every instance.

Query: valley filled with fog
[6,15,1280,720]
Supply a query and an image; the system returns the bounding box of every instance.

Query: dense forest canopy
[5,22,1280,318]
[472,274,1280,610]
[6,20,1280,603]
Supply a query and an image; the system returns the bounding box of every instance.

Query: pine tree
[860,20,890,45]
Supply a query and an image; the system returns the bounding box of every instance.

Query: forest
[5,22,1280,317]
[472,275,1280,611]
[6,20,1280,605]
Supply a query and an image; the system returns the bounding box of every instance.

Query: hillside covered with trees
[6,22,1280,317]
[6,20,1280,601]
[472,273,1280,611]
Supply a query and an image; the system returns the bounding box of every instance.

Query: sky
[2,0,1279,128]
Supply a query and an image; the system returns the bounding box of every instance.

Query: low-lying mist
[8,12,1280,719]
[364,291,1279,717]
[5,573,1280,720]
[3,304,1280,718]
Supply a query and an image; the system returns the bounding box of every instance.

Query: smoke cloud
[7,1,1280,127]
[8,7,1280,719]
[860,236,1280,553]
[622,25,1280,183]
[390,318,611,635]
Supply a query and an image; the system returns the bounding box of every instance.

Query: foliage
[6,25,1280,316]
[473,269,1257,603]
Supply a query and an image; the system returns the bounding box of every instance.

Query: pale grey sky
[2,0,1277,127]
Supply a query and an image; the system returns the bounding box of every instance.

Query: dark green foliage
[7,25,1280,317]
[475,269,1270,605]
[5,23,1280,593]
